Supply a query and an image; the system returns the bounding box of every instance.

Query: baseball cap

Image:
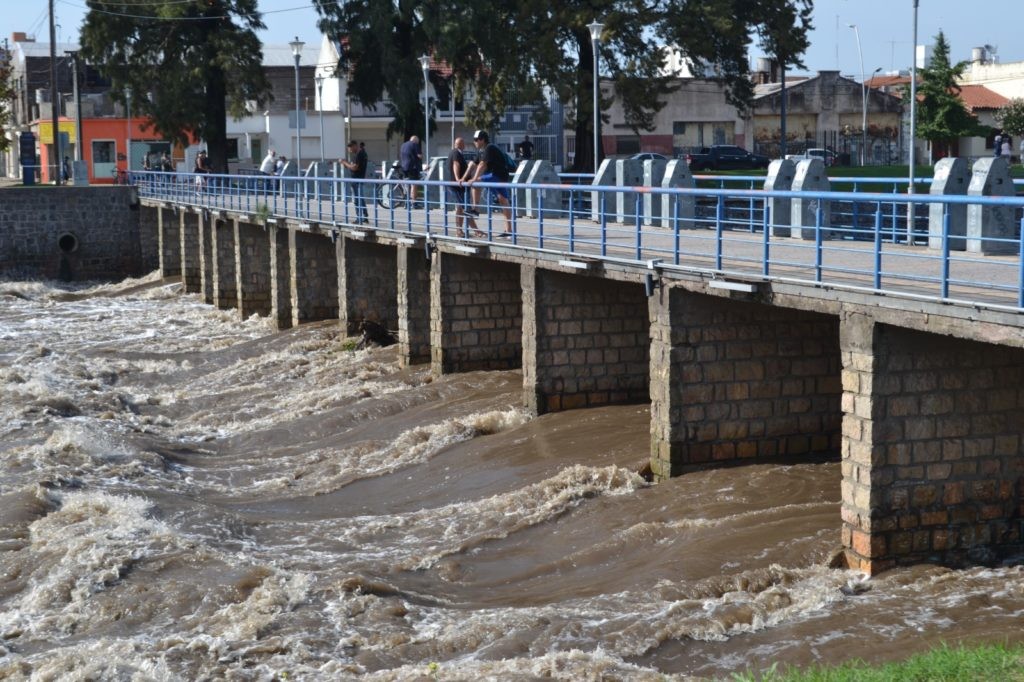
[473,129,488,142]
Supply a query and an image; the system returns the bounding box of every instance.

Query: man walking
[399,135,423,206]
[340,140,369,224]
[259,149,277,192]
[466,130,512,237]
[446,137,480,238]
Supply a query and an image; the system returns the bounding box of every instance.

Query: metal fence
[133,170,1024,313]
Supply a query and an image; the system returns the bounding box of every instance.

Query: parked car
[685,145,770,171]
[629,152,669,161]
[784,148,836,167]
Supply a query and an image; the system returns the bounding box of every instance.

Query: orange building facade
[37,116,177,184]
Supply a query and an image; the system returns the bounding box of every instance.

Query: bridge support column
[179,210,201,294]
[430,252,522,375]
[234,219,271,318]
[269,225,293,329]
[138,205,160,274]
[649,286,842,480]
[397,245,431,366]
[337,236,397,335]
[841,316,1024,574]
[210,217,237,310]
[289,229,338,327]
[522,266,649,414]
[198,212,214,304]
[159,207,181,278]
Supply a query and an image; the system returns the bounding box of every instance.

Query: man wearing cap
[466,130,512,237]
[340,140,369,223]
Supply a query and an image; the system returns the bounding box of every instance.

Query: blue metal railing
[132,170,1024,313]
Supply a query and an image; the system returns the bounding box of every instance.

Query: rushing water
[1,274,1022,681]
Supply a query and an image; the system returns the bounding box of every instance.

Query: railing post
[1018,215,1024,309]
[873,205,883,290]
[715,195,724,271]
[814,202,823,282]
[568,188,576,252]
[762,197,770,276]
[635,192,643,261]
[941,207,951,299]
[673,195,680,266]
[538,190,545,250]
[600,192,607,257]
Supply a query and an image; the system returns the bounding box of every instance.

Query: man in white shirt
[259,149,277,175]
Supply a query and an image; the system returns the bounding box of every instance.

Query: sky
[7,0,1022,80]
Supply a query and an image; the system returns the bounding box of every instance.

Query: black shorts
[446,186,467,204]
[404,168,422,180]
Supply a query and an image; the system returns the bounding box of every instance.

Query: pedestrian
[994,132,1002,157]
[466,129,512,237]
[399,134,423,206]
[1001,136,1012,160]
[160,152,173,172]
[340,140,369,224]
[446,136,480,238]
[276,156,287,175]
[62,156,71,182]
[519,134,534,160]
[259,149,277,175]
[193,150,211,193]
[1019,137,1024,165]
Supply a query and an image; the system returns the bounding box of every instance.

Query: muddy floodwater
[1,275,1022,680]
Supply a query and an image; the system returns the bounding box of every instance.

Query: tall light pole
[315,74,325,162]
[908,0,919,239]
[419,54,430,165]
[587,20,604,173]
[48,0,60,184]
[126,86,132,172]
[849,24,867,166]
[65,51,82,164]
[290,37,304,173]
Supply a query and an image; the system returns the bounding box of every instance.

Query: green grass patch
[732,642,1024,682]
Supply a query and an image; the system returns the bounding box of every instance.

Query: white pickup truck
[784,148,836,166]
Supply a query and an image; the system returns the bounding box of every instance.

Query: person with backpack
[466,130,513,237]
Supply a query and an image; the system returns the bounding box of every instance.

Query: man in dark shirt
[340,140,369,223]
[446,137,480,238]
[519,134,534,160]
[399,135,422,205]
[466,130,512,237]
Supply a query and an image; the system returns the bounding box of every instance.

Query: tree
[995,98,1024,138]
[314,0,815,171]
[79,0,271,172]
[0,44,13,153]
[915,31,989,161]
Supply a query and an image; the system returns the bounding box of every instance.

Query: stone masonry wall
[270,225,293,329]
[138,204,160,274]
[841,317,1024,574]
[0,186,142,280]
[289,229,338,326]
[338,237,397,335]
[235,220,271,318]
[431,252,522,375]
[211,218,237,310]
[650,287,842,479]
[397,245,431,366]
[180,211,201,294]
[198,213,214,304]
[159,206,181,277]
[522,266,649,414]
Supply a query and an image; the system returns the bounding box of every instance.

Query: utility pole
[48,0,60,184]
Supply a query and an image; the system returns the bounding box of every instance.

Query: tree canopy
[915,31,989,158]
[995,98,1024,138]
[314,0,815,171]
[79,0,270,172]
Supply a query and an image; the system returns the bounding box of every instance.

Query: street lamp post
[849,24,867,166]
[126,86,132,173]
[290,37,305,173]
[65,51,83,165]
[587,20,604,173]
[908,0,919,239]
[419,55,431,167]
[315,74,325,162]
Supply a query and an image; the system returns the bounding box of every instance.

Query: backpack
[502,148,518,176]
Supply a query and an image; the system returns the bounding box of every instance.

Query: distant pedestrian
[259,149,277,175]
[399,135,423,206]
[340,140,369,223]
[519,134,534,160]
[62,156,71,182]
[276,156,287,175]
[446,136,480,238]
[994,132,1002,157]
[1019,138,1024,165]
[1001,137,1012,159]
[160,152,173,172]
[466,129,512,237]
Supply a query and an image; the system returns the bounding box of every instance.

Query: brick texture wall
[159,207,181,277]
[431,252,522,374]
[842,318,1024,573]
[339,238,398,335]
[289,229,338,326]
[235,220,271,318]
[650,287,842,478]
[523,266,649,414]
[180,211,202,294]
[211,219,237,310]
[270,226,292,329]
[397,245,431,366]
[0,187,142,280]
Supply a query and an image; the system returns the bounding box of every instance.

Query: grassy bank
[733,642,1024,681]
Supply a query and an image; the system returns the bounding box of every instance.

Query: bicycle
[376,162,408,209]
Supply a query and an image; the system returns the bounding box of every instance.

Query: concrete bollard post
[927,157,970,251]
[790,158,834,240]
[656,159,696,230]
[764,159,795,237]
[966,157,1016,255]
